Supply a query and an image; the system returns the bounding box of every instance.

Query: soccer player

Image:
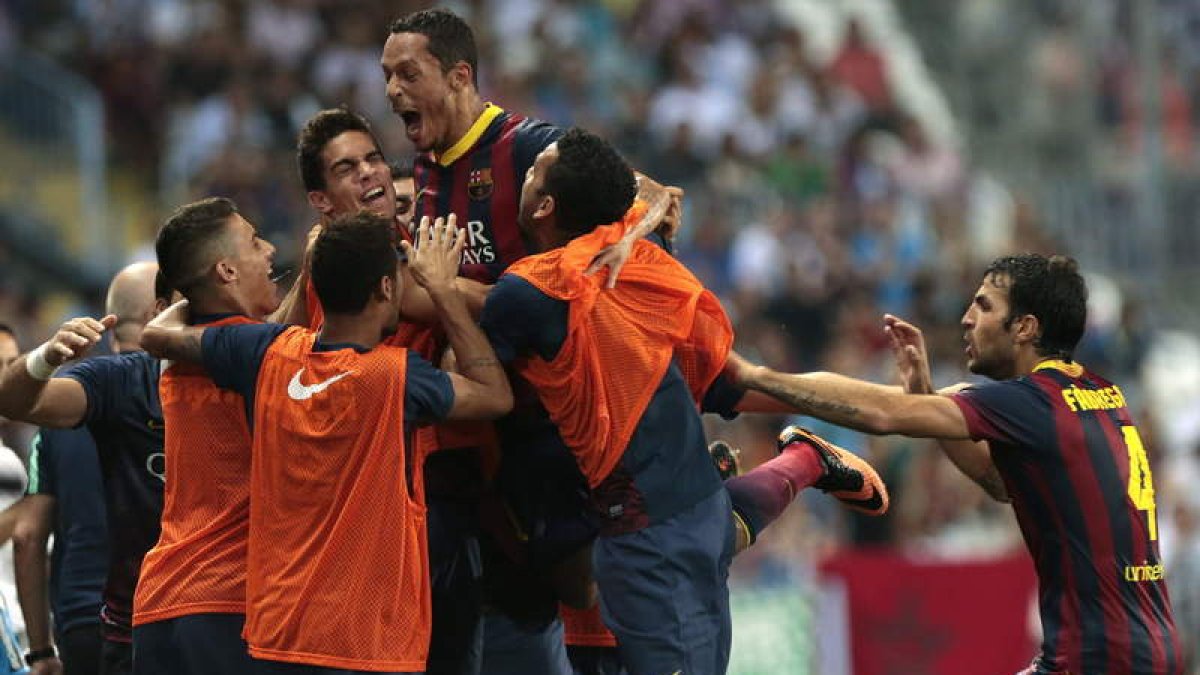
[0,263,169,675]
[382,12,680,671]
[480,127,884,675]
[131,197,281,674]
[14,424,108,675]
[290,107,489,331]
[382,8,676,285]
[728,254,1184,674]
[293,107,491,675]
[140,212,512,673]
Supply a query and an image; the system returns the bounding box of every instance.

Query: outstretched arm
[401,215,512,421]
[0,316,115,428]
[884,314,1008,502]
[724,351,973,440]
[140,300,206,363]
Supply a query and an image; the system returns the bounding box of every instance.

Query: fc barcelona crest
[468,168,493,201]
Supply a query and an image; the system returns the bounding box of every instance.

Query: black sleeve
[700,372,745,420]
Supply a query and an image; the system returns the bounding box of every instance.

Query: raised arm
[884,314,1008,502]
[584,173,684,288]
[724,350,973,440]
[0,316,115,428]
[401,215,512,421]
[140,300,206,363]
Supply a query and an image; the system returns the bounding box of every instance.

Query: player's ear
[534,194,555,221]
[450,61,472,91]
[1013,314,1040,346]
[375,272,395,303]
[307,190,334,216]
[214,259,237,285]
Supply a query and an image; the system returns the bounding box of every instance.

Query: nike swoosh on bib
[287,368,355,401]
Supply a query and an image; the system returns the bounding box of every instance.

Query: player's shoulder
[254,323,308,350]
[490,272,556,307]
[60,350,155,380]
[505,113,564,152]
[959,374,1051,408]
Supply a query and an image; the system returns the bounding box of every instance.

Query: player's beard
[967,348,1016,381]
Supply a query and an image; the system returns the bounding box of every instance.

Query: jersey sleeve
[700,372,745,420]
[27,431,54,496]
[513,120,565,173]
[480,274,568,364]
[404,352,454,425]
[201,323,288,398]
[950,379,1050,448]
[58,356,129,427]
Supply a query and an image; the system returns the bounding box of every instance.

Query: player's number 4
[1123,425,1157,541]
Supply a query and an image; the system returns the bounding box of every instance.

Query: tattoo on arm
[758,378,862,420]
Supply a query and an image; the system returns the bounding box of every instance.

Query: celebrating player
[131,197,281,673]
[480,127,886,675]
[291,106,493,674]
[381,11,683,671]
[0,263,170,675]
[141,212,512,673]
[728,254,1184,675]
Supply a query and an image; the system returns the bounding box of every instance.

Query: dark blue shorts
[593,489,735,675]
[132,613,257,675]
[480,613,572,675]
[566,645,626,675]
[426,495,484,675]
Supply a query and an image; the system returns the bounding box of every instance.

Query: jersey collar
[1033,359,1084,377]
[435,103,504,167]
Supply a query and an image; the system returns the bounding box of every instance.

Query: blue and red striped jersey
[952,360,1182,675]
[413,103,563,284]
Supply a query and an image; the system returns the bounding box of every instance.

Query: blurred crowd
[2,0,1200,659]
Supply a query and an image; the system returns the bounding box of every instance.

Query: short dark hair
[542,127,637,237]
[0,323,15,341]
[390,9,479,88]
[311,212,399,314]
[154,270,173,303]
[156,197,238,295]
[297,108,381,192]
[984,253,1088,359]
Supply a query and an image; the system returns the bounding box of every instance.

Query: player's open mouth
[400,111,421,138]
[361,186,387,207]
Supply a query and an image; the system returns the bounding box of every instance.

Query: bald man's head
[106,261,165,352]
